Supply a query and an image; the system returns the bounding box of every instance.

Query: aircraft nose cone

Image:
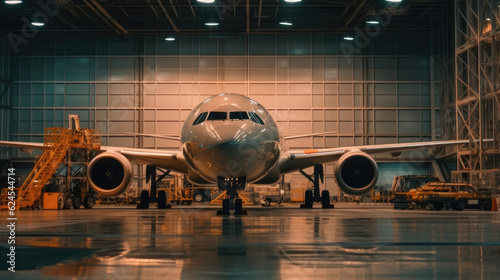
[206,124,260,178]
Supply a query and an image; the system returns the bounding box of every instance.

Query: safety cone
[492,197,498,212]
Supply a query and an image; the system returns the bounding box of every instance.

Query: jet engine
[334,151,378,195]
[87,152,132,196]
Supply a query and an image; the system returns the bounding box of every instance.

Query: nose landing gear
[216,176,248,215]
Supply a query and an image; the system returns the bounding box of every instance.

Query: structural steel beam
[157,0,179,32]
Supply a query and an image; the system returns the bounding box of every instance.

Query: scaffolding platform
[0,124,100,210]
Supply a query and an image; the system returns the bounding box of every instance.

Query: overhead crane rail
[0,127,100,210]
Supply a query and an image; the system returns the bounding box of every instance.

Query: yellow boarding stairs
[210,189,252,205]
[0,127,100,210]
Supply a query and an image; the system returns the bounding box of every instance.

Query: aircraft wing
[102,146,189,173]
[0,140,188,174]
[279,139,475,174]
[0,141,45,153]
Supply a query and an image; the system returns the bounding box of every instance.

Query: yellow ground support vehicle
[396,182,493,211]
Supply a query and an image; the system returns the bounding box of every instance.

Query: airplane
[0,93,483,214]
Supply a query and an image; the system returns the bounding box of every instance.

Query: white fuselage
[181,94,281,185]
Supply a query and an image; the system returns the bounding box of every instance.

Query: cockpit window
[207,111,227,121]
[192,112,208,125]
[230,111,249,120]
[248,112,265,125]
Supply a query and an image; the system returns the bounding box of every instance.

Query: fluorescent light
[165,37,175,41]
[205,22,219,26]
[366,20,379,24]
[343,36,354,41]
[5,0,23,4]
[284,0,302,2]
[31,21,45,27]
[385,0,402,2]
[279,21,293,26]
[197,0,215,3]
[486,18,491,21]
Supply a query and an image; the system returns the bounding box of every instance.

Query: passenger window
[207,111,227,121]
[248,112,265,125]
[230,111,250,120]
[192,112,208,125]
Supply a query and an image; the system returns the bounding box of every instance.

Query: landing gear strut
[217,176,247,215]
[299,164,334,209]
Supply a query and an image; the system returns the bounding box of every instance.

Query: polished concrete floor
[1,203,500,280]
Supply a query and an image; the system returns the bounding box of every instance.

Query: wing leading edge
[0,140,188,174]
[104,147,189,174]
[0,141,45,153]
[279,139,486,174]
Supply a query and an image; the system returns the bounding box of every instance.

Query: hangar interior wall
[4,32,440,192]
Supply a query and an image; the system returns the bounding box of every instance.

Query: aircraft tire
[157,190,167,209]
[305,190,313,209]
[321,190,330,209]
[138,190,149,209]
[222,199,230,215]
[235,199,243,215]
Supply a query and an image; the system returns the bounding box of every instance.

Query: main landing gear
[137,165,172,209]
[299,164,334,209]
[216,176,248,216]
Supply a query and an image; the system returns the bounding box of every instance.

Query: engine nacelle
[334,151,378,195]
[87,152,132,196]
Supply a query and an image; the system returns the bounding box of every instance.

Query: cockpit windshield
[194,111,264,124]
[230,111,249,120]
[248,111,265,125]
[207,111,228,121]
[192,112,208,125]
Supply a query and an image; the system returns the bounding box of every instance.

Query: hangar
[0,0,499,279]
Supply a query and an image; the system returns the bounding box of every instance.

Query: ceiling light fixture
[205,22,219,26]
[366,20,380,24]
[385,0,402,2]
[5,0,23,4]
[31,21,45,27]
[197,0,215,3]
[284,0,302,3]
[279,21,293,26]
[486,18,491,21]
[165,36,175,41]
[343,36,354,41]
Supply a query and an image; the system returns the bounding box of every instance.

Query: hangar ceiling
[0,0,451,34]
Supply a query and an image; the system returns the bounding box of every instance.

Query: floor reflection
[0,207,499,279]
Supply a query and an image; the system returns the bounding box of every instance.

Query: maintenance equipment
[0,115,100,210]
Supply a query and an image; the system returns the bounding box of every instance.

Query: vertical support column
[430,30,436,141]
[454,0,500,190]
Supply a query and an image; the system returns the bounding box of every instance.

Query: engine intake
[334,151,378,195]
[87,152,132,196]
